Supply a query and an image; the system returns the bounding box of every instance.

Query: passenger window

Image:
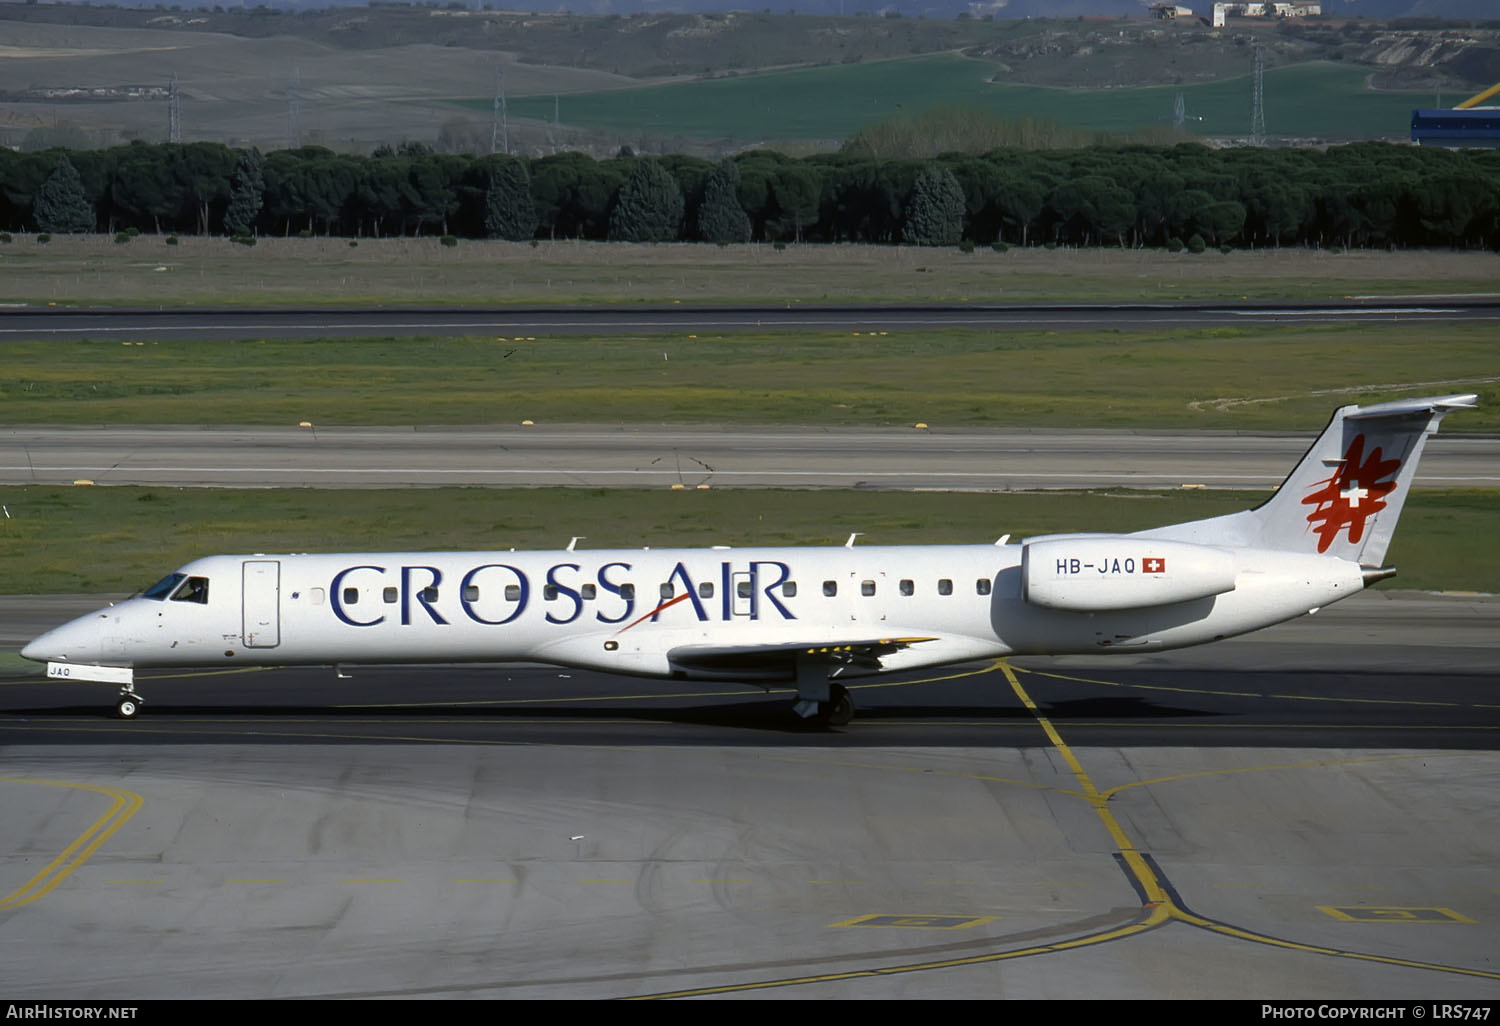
[938,579,953,596]
[698,582,714,599]
[543,585,558,601]
[463,585,480,602]
[171,576,210,604]
[861,580,876,597]
[660,583,674,600]
[621,584,636,601]
[421,587,439,603]
[504,585,521,602]
[782,581,797,598]
[343,587,359,605]
[310,588,325,606]
[383,587,398,604]
[899,579,913,596]
[581,584,597,600]
[823,581,837,597]
[976,579,992,596]
[737,580,752,599]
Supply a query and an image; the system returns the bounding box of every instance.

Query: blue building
[1412,84,1500,148]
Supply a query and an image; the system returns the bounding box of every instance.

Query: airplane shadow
[2,692,1221,733]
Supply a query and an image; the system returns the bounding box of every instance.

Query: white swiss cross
[1341,485,1369,508]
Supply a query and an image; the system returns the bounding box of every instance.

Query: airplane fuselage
[22,393,1474,723]
[32,542,1365,681]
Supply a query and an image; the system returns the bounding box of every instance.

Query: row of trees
[7,140,1500,250]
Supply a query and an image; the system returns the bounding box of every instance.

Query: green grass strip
[5,324,1497,431]
[496,57,1432,143]
[2,236,1497,308]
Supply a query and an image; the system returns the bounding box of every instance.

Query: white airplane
[21,393,1475,725]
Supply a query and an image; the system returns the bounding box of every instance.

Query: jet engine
[1022,537,1238,612]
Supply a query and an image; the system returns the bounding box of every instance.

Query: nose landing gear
[115,689,145,719]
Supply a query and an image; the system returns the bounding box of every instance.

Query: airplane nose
[21,628,61,663]
[20,614,112,664]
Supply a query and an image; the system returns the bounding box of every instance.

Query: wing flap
[668,636,938,680]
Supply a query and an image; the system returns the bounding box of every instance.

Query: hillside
[1,3,1495,153]
[3,0,1497,22]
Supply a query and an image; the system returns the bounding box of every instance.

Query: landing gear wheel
[115,693,143,719]
[820,684,854,728]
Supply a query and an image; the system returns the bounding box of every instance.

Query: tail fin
[1139,393,1476,565]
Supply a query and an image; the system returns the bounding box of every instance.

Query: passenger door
[242,560,281,648]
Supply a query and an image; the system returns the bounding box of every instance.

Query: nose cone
[20,636,42,662]
[22,624,71,663]
[21,614,110,664]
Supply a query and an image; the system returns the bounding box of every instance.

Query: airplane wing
[667,636,938,681]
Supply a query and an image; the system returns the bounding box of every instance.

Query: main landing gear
[820,683,855,727]
[115,688,145,719]
[791,682,854,728]
[792,654,855,728]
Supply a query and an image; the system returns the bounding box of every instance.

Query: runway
[3,298,1500,341]
[2,591,1497,999]
[6,424,1497,490]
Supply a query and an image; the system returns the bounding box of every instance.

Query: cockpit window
[171,576,210,604]
[142,573,187,601]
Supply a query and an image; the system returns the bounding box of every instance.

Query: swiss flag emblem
[1302,433,1401,553]
[1143,557,1166,574]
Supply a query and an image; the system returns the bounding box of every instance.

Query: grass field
[5,323,1496,432]
[2,485,1493,596]
[492,57,1432,143]
[4,233,1494,603]
[3,236,1498,308]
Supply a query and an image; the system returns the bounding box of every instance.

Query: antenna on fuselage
[567,536,585,552]
[844,533,862,548]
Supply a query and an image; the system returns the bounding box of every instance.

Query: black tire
[823,684,854,727]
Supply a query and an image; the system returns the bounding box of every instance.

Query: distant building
[1211,3,1321,28]
[1149,4,1194,19]
[1411,108,1500,149]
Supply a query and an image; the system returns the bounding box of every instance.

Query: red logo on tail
[1301,434,1401,553]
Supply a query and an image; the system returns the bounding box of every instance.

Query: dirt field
[0,20,630,152]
